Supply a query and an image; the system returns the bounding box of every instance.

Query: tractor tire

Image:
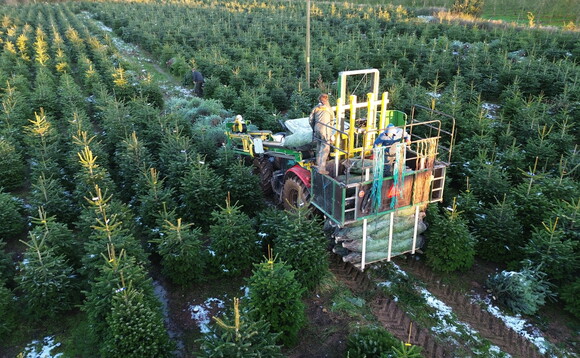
[282,176,311,211]
[253,157,274,195]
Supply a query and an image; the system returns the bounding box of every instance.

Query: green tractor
[225,69,455,270]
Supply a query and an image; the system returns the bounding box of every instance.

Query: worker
[310,93,335,175]
[233,115,247,133]
[374,123,411,147]
[190,67,205,97]
[374,123,411,175]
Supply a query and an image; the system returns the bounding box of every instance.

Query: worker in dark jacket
[310,93,335,175]
[190,68,204,97]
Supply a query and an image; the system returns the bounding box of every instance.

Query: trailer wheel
[253,157,273,195]
[282,176,310,210]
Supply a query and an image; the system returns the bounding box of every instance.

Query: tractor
[225,69,455,270]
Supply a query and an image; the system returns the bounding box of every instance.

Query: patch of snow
[377,281,393,288]
[481,102,501,120]
[417,15,435,22]
[474,294,552,355]
[427,91,442,99]
[188,297,225,333]
[240,286,250,298]
[23,336,63,358]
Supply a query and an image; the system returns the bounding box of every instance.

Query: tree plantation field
[0,0,578,357]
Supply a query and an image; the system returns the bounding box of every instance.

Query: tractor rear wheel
[282,176,310,211]
[253,157,274,195]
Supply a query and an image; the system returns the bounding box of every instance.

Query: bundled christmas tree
[246,257,306,346]
[197,298,283,357]
[209,197,260,276]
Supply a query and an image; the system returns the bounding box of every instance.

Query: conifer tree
[18,232,75,320]
[0,239,14,284]
[30,207,80,267]
[115,131,153,203]
[425,200,475,272]
[83,247,157,347]
[159,127,197,191]
[0,190,25,241]
[0,284,15,343]
[522,218,578,282]
[247,257,306,346]
[181,158,224,230]
[153,218,204,286]
[223,159,264,216]
[102,285,172,358]
[474,196,524,264]
[136,168,176,238]
[29,173,76,225]
[197,298,283,357]
[0,138,25,191]
[272,206,329,291]
[209,197,259,276]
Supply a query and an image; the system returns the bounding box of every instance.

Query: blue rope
[371,147,384,213]
[390,143,404,209]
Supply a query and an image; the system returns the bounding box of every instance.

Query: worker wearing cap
[374,123,411,175]
[310,93,335,175]
[374,123,411,147]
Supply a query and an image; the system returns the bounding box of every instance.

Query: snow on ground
[188,297,226,333]
[481,102,501,120]
[420,288,510,357]
[472,294,557,356]
[23,336,63,358]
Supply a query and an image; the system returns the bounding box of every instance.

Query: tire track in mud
[331,255,548,358]
[401,258,546,358]
[330,256,452,358]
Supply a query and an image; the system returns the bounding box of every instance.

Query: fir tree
[18,232,75,320]
[102,285,173,358]
[487,264,554,315]
[247,258,306,346]
[474,196,524,264]
[0,190,25,241]
[0,284,15,343]
[425,200,475,272]
[0,239,14,284]
[29,172,77,225]
[522,218,579,282]
[181,158,224,230]
[272,206,329,291]
[197,298,283,357]
[209,198,260,276]
[224,159,264,216]
[83,247,157,346]
[159,126,197,191]
[560,278,580,319]
[0,138,25,191]
[136,168,176,240]
[115,131,153,203]
[30,207,80,268]
[153,218,205,286]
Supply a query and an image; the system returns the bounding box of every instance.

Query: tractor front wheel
[282,176,310,211]
[253,157,274,195]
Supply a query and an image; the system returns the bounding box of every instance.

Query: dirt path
[330,256,453,357]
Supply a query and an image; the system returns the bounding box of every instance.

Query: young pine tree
[83,247,158,347]
[209,198,260,276]
[197,298,283,357]
[18,232,75,320]
[102,285,172,358]
[223,159,264,216]
[272,206,329,291]
[0,138,25,191]
[474,196,524,264]
[246,258,306,346]
[181,159,224,230]
[425,200,475,273]
[153,218,205,286]
[0,190,25,241]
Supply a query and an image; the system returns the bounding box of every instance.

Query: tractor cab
[225,69,455,270]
